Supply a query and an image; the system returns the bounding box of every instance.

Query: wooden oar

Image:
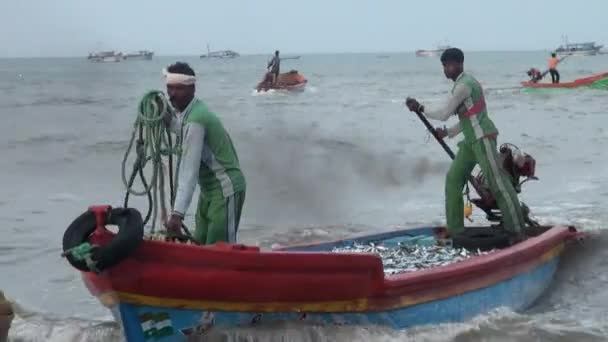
[409,106,495,217]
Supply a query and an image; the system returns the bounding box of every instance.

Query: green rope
[61,242,100,273]
[62,242,93,260]
[121,91,181,233]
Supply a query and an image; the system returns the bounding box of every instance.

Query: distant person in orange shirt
[548,53,560,84]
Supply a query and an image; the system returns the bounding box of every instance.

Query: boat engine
[526,68,543,83]
[470,143,540,227]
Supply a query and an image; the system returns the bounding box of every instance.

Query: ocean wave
[7,133,79,148]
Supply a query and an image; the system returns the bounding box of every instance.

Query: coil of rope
[121,90,196,242]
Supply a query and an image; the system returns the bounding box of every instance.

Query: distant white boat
[415,45,451,58]
[87,51,122,63]
[555,36,603,56]
[87,49,154,62]
[281,56,301,60]
[123,50,154,60]
[200,44,239,59]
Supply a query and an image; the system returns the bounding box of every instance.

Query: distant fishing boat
[256,70,308,92]
[200,44,239,59]
[87,51,122,63]
[123,50,154,61]
[415,45,451,58]
[521,71,608,90]
[555,36,603,56]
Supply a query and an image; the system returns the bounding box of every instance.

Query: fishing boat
[256,70,308,92]
[66,210,580,341]
[200,44,239,59]
[521,71,608,90]
[123,50,154,61]
[415,45,451,57]
[281,56,302,61]
[61,98,583,341]
[555,42,603,56]
[87,51,122,63]
[200,50,239,59]
[554,36,603,56]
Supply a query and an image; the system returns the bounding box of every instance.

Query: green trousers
[194,190,246,244]
[445,138,524,234]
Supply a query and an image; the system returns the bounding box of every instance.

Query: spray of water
[235,120,450,226]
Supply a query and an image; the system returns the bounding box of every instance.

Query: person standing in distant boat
[548,53,561,84]
[267,50,281,85]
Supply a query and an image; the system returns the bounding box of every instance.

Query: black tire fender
[62,207,144,272]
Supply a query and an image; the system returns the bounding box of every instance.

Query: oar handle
[413,109,456,160]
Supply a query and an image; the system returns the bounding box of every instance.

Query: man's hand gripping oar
[404,97,495,219]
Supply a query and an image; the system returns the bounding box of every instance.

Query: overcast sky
[1,0,606,57]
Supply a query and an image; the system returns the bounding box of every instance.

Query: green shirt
[171,98,246,216]
[425,72,499,143]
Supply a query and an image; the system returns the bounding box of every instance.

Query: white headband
[162,68,196,85]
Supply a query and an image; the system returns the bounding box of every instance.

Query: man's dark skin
[405,58,464,139]
[167,83,194,112]
[164,82,195,235]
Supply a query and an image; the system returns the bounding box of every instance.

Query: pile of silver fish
[332,242,495,275]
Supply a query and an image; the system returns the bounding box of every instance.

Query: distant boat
[521,71,608,90]
[281,56,301,60]
[87,51,122,63]
[415,45,451,58]
[256,70,308,92]
[123,50,154,61]
[200,44,239,59]
[555,36,603,56]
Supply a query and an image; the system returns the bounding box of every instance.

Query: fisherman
[526,68,543,83]
[405,48,525,238]
[267,50,281,85]
[548,52,560,84]
[163,62,246,244]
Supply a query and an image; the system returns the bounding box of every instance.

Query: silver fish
[332,239,496,276]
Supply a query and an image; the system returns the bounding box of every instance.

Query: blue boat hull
[116,255,559,341]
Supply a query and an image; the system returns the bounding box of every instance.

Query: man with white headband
[163,62,246,245]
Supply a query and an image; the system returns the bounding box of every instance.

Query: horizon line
[0,48,559,60]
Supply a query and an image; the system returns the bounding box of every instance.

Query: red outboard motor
[526,68,543,82]
[470,143,539,226]
[498,143,537,192]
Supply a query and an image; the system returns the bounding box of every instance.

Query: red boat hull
[81,221,578,313]
[256,71,307,92]
[522,72,608,88]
